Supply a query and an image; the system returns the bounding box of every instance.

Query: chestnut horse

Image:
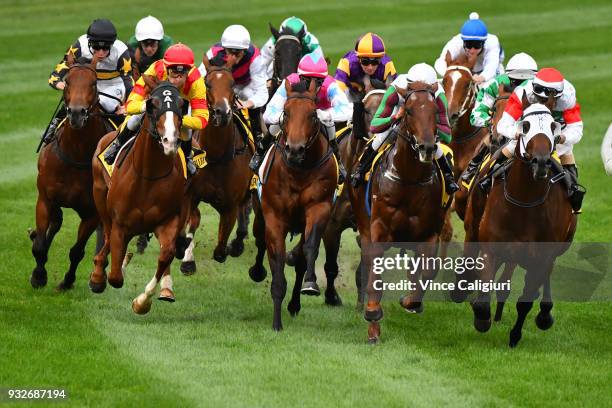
[179,58,253,274]
[460,101,577,347]
[248,79,338,331]
[90,83,191,314]
[349,81,453,343]
[30,55,108,290]
[442,52,488,178]
[268,23,303,97]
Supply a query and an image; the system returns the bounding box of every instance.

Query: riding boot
[478,154,510,193]
[350,144,378,187]
[181,139,197,176]
[562,163,586,212]
[248,107,263,140]
[329,138,346,184]
[43,105,67,144]
[436,153,460,194]
[461,144,489,182]
[104,125,136,163]
[249,131,273,172]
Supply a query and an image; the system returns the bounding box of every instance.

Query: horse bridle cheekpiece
[65,64,99,121]
[518,105,560,158]
[399,87,436,150]
[282,93,321,151]
[147,82,182,140]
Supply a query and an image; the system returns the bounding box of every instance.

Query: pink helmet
[297,53,328,78]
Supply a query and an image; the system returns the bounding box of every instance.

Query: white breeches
[97,78,126,113]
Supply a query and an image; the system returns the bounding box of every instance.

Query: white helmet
[506,52,538,80]
[135,16,164,41]
[406,63,438,85]
[221,24,251,50]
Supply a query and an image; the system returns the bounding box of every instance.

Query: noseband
[64,64,99,122]
[281,93,321,151]
[205,67,236,124]
[397,88,436,151]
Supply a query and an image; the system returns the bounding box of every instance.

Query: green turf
[1,1,611,407]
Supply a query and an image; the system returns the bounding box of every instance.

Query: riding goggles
[463,40,484,50]
[89,41,112,51]
[359,58,381,66]
[533,83,562,98]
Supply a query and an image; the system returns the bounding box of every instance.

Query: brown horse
[443,52,488,178]
[90,83,191,314]
[350,81,453,343]
[30,55,108,290]
[248,79,338,331]
[179,57,253,274]
[460,99,577,347]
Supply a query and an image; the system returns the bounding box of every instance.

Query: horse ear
[521,91,530,110]
[202,55,211,71]
[284,78,291,94]
[307,77,317,94]
[518,120,530,135]
[431,82,439,93]
[396,86,408,99]
[146,97,161,115]
[66,50,76,67]
[269,22,280,40]
[143,75,159,93]
[362,75,372,92]
[445,50,452,66]
[90,53,99,68]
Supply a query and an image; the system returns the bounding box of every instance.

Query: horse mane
[75,56,90,65]
[209,53,227,67]
[290,80,310,93]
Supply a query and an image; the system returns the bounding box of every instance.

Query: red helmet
[163,43,194,73]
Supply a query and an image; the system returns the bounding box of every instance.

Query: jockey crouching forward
[462,52,538,182]
[127,15,174,80]
[481,67,586,212]
[199,25,268,151]
[104,43,209,176]
[256,53,352,182]
[45,18,133,142]
[350,63,459,193]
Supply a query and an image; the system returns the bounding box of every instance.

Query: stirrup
[104,141,121,163]
[461,161,480,181]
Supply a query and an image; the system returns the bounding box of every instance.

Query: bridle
[272,34,301,86]
[445,65,476,119]
[204,66,237,124]
[397,88,437,152]
[64,64,99,123]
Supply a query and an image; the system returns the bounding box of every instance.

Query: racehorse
[30,54,108,291]
[442,51,488,178]
[268,23,304,97]
[179,57,253,274]
[460,97,577,347]
[350,81,454,343]
[248,78,338,331]
[90,82,191,314]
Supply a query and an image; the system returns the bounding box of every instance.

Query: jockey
[127,16,174,80]
[462,52,538,182]
[45,19,133,142]
[482,68,585,211]
[198,24,268,148]
[260,16,323,80]
[334,32,397,102]
[434,12,504,86]
[258,53,352,182]
[104,44,209,176]
[350,63,459,193]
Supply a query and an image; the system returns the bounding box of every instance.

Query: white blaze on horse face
[448,70,463,103]
[215,72,231,114]
[161,111,178,156]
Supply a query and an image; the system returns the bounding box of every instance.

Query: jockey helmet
[221,25,251,50]
[163,43,194,73]
[280,16,307,35]
[355,33,386,58]
[135,16,164,41]
[506,53,538,80]
[87,19,117,47]
[406,63,438,85]
[297,53,328,78]
[532,68,564,98]
[460,12,488,41]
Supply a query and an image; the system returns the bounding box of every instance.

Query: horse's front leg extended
[213,205,239,263]
[301,202,332,296]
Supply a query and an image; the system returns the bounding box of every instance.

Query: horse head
[489,83,513,144]
[396,81,438,163]
[442,51,477,127]
[282,78,319,166]
[63,53,99,129]
[203,56,235,127]
[145,81,183,156]
[270,23,303,90]
[516,95,561,181]
[352,79,387,139]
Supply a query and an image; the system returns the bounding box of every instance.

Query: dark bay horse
[90,83,191,314]
[179,57,253,274]
[443,52,488,178]
[268,23,304,97]
[461,100,577,347]
[349,82,453,343]
[248,79,338,331]
[30,55,108,291]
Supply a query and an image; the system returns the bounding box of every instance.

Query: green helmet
[280,16,307,35]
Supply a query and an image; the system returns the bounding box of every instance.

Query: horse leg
[90,222,111,293]
[57,213,99,291]
[248,202,267,282]
[364,221,390,344]
[213,205,239,263]
[132,219,179,314]
[471,254,501,333]
[285,236,304,267]
[266,218,288,331]
[288,248,306,317]
[180,206,200,275]
[301,208,330,296]
[30,197,58,288]
[136,233,149,254]
[509,263,551,347]
[494,262,517,321]
[108,224,128,289]
[158,265,176,302]
[323,227,343,306]
[535,275,554,331]
[228,201,249,258]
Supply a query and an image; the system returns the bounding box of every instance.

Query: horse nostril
[80,108,86,115]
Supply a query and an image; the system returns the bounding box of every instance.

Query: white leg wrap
[144,276,158,298]
[183,233,195,262]
[160,275,173,291]
[434,142,444,160]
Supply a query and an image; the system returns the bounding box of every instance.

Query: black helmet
[87,19,117,45]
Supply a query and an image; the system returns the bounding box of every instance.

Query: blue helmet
[460,12,488,41]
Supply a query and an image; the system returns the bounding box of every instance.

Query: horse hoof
[158,288,176,303]
[364,308,383,322]
[228,239,245,257]
[30,274,47,289]
[108,277,124,289]
[56,280,74,292]
[213,250,227,263]
[272,322,283,332]
[400,296,423,314]
[325,291,343,307]
[450,288,469,303]
[89,278,107,294]
[300,281,320,296]
[367,336,380,345]
[285,250,297,267]
[287,302,301,317]
[132,295,152,315]
[474,318,492,333]
[535,312,554,330]
[248,264,267,282]
[180,261,196,276]
[509,329,522,348]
